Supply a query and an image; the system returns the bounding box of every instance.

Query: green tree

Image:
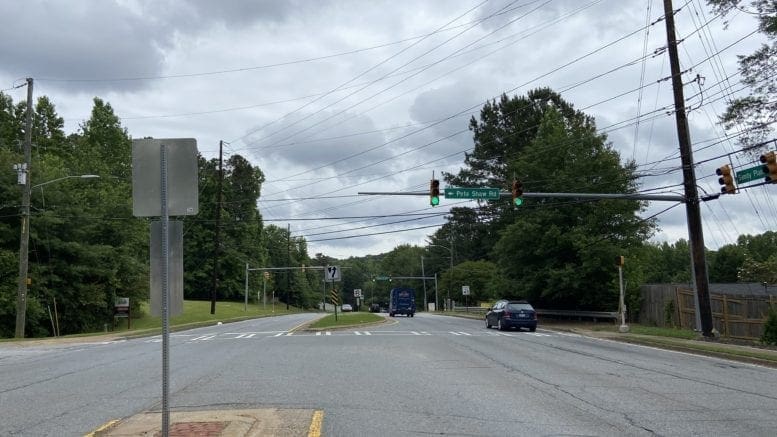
[183,154,266,304]
[440,260,498,305]
[737,255,777,283]
[0,92,23,150]
[32,96,66,155]
[439,88,589,261]
[707,0,776,147]
[28,99,146,335]
[491,105,653,310]
[736,231,777,262]
[708,244,746,282]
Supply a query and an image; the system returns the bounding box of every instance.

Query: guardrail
[452,306,488,313]
[536,309,618,322]
[451,307,618,322]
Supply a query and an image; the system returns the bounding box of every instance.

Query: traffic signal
[716,164,736,194]
[615,255,624,267]
[429,179,440,206]
[511,179,524,206]
[761,151,777,183]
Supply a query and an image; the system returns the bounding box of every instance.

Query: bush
[762,306,777,346]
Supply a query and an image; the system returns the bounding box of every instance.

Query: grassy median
[307,312,384,330]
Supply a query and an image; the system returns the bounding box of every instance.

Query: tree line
[0,94,330,337]
[2,82,774,337]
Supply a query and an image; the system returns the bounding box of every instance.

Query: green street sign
[444,187,500,200]
[374,276,390,281]
[736,165,764,184]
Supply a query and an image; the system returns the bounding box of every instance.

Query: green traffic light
[514,197,523,206]
[431,196,440,206]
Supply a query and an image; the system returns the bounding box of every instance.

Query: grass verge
[1,300,300,342]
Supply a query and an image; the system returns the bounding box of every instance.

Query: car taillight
[503,311,511,318]
[532,312,537,320]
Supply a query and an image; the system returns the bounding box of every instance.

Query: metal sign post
[159,145,171,436]
[132,138,198,437]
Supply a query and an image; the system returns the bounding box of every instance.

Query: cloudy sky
[1,0,773,259]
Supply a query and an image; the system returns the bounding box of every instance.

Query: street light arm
[32,174,100,189]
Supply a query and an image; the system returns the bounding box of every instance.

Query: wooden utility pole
[663,0,714,337]
[286,223,291,310]
[210,140,223,314]
[15,78,33,338]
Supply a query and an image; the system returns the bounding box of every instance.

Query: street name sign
[444,187,500,200]
[736,165,764,184]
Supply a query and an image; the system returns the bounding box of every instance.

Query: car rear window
[506,303,533,311]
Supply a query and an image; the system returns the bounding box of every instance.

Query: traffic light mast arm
[357,191,686,202]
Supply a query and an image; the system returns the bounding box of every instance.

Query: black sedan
[485,300,537,331]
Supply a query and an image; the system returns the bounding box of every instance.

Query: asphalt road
[2,312,777,436]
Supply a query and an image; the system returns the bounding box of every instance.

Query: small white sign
[325,265,341,281]
[462,285,470,295]
[354,288,362,297]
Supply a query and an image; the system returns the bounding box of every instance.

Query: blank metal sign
[132,138,199,217]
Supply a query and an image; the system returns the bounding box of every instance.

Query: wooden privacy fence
[640,284,777,340]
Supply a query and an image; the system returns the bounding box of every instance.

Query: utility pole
[286,223,291,310]
[663,0,713,337]
[15,78,33,338]
[210,140,223,314]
